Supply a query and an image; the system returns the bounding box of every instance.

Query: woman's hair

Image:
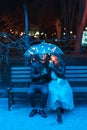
[51,55,59,66]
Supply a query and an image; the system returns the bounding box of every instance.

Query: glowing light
[63,32,66,35]
[85,27,87,30]
[55,39,58,42]
[81,30,87,45]
[70,31,73,34]
[15,31,18,34]
[3,35,7,37]
[64,28,66,30]
[73,35,76,38]
[11,31,14,34]
[10,29,12,32]
[41,32,44,35]
[44,34,47,38]
[20,32,24,36]
[35,31,39,35]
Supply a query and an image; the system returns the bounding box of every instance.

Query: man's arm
[31,67,42,80]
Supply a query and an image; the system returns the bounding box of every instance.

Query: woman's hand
[49,61,54,68]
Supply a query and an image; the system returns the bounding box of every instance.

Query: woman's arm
[52,67,65,79]
[49,61,65,79]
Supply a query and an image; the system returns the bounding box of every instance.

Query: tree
[23,2,30,48]
[60,0,77,47]
[75,0,87,54]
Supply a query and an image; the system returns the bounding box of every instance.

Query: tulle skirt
[47,78,74,110]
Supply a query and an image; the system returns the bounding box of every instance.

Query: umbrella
[24,41,64,58]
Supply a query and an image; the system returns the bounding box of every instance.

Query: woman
[48,55,74,123]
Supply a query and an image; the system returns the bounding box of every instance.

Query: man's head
[39,54,47,63]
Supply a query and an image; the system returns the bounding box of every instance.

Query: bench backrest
[0,75,1,82]
[65,66,87,82]
[11,66,87,87]
[0,75,1,87]
[11,67,31,87]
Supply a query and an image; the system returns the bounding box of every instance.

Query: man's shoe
[57,114,62,124]
[39,110,47,118]
[29,109,38,117]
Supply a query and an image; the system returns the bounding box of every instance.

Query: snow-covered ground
[0,98,87,130]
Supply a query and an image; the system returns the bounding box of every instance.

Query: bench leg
[8,92,16,111]
[8,92,11,111]
[12,93,15,105]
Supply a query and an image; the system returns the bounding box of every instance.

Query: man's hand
[41,68,47,76]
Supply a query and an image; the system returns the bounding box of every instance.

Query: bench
[7,66,87,111]
[65,66,87,101]
[7,66,32,111]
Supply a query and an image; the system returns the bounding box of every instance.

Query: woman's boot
[57,107,62,124]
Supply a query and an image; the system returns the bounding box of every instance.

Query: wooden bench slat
[12,71,31,74]
[12,67,31,70]
[11,66,32,83]
[11,75,31,78]
[11,86,87,93]
[67,78,87,82]
[66,70,87,73]
[67,77,87,81]
[65,74,87,77]
[72,87,87,92]
[67,79,87,81]
[66,66,87,69]
[11,79,31,82]
[10,88,29,93]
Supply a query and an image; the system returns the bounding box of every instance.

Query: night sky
[0,0,61,25]
[0,0,79,35]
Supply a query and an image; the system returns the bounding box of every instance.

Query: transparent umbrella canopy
[24,41,64,58]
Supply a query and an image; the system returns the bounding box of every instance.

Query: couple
[28,54,74,123]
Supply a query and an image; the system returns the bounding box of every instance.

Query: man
[28,54,51,118]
